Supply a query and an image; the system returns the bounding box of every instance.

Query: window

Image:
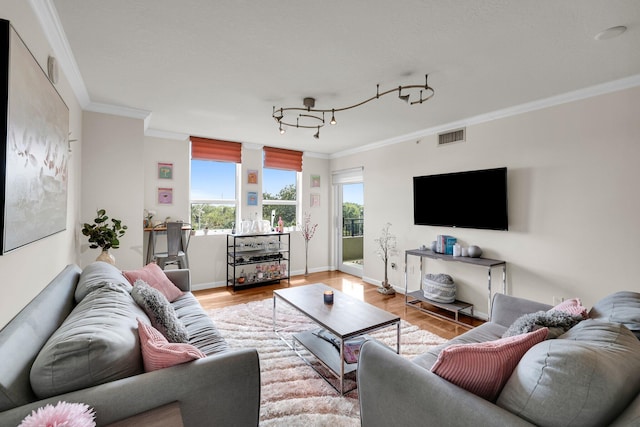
[262,147,303,228]
[190,160,238,231]
[190,137,242,232]
[262,168,298,227]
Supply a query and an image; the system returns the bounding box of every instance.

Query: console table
[404,249,507,323]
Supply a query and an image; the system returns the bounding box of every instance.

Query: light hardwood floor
[194,270,483,340]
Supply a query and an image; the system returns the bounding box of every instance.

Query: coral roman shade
[191,136,242,163]
[263,147,303,172]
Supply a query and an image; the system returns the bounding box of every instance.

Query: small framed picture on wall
[310,193,320,208]
[311,175,321,188]
[158,187,173,204]
[247,169,258,184]
[247,191,258,206]
[158,162,173,179]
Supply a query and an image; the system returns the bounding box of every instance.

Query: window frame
[189,160,241,233]
[261,167,301,228]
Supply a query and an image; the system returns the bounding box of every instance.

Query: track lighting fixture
[272,74,434,139]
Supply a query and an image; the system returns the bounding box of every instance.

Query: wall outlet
[553,296,565,305]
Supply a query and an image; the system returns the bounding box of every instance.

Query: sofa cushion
[30,282,148,399]
[74,261,132,303]
[137,319,205,372]
[131,280,189,343]
[430,327,548,401]
[171,293,230,355]
[123,263,184,302]
[589,291,640,338]
[497,320,640,427]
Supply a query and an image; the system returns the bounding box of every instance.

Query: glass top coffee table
[273,283,400,394]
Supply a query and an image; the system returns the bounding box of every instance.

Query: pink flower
[19,401,96,427]
[301,212,318,242]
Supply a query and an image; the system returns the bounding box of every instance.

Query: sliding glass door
[333,167,364,277]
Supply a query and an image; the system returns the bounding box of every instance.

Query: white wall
[330,86,640,317]
[0,1,83,328]
[80,112,144,270]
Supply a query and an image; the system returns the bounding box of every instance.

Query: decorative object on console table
[436,235,457,255]
[81,209,127,265]
[467,245,482,258]
[375,222,398,295]
[301,212,318,276]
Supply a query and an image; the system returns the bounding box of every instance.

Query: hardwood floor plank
[194,271,483,340]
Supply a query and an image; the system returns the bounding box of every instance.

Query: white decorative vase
[467,245,483,258]
[96,249,115,265]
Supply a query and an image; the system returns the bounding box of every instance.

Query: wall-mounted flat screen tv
[413,167,508,231]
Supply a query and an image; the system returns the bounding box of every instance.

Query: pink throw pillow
[123,263,183,302]
[549,298,588,318]
[431,327,548,401]
[137,319,205,372]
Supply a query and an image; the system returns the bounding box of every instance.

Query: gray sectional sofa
[359,292,640,427]
[0,262,261,426]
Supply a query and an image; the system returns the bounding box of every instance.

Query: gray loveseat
[0,262,260,426]
[359,292,640,427]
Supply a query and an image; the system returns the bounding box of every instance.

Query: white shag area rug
[208,298,447,427]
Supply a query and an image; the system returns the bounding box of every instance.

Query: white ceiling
[44,0,640,155]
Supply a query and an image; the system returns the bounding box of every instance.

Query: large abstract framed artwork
[0,20,70,254]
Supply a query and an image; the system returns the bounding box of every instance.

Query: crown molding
[29,0,90,107]
[145,128,189,141]
[330,73,640,159]
[84,102,152,130]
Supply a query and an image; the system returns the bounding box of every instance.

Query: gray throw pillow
[503,310,583,339]
[131,279,189,343]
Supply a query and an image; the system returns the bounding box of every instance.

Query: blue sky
[191,160,363,205]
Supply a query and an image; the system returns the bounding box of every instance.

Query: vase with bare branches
[375,222,398,295]
[301,212,318,276]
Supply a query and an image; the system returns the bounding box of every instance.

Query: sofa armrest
[358,340,533,427]
[165,269,191,292]
[490,293,553,327]
[0,348,260,427]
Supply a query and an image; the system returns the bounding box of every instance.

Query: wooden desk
[144,225,191,265]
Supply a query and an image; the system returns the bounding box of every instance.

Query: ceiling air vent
[438,128,466,146]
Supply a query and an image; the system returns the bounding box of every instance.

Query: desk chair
[153,222,191,269]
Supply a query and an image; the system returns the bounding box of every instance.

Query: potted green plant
[81,209,127,265]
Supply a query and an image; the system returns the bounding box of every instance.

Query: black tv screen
[413,167,508,231]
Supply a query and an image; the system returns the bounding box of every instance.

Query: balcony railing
[343,218,363,237]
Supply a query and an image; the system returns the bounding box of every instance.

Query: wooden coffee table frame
[273,283,400,395]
